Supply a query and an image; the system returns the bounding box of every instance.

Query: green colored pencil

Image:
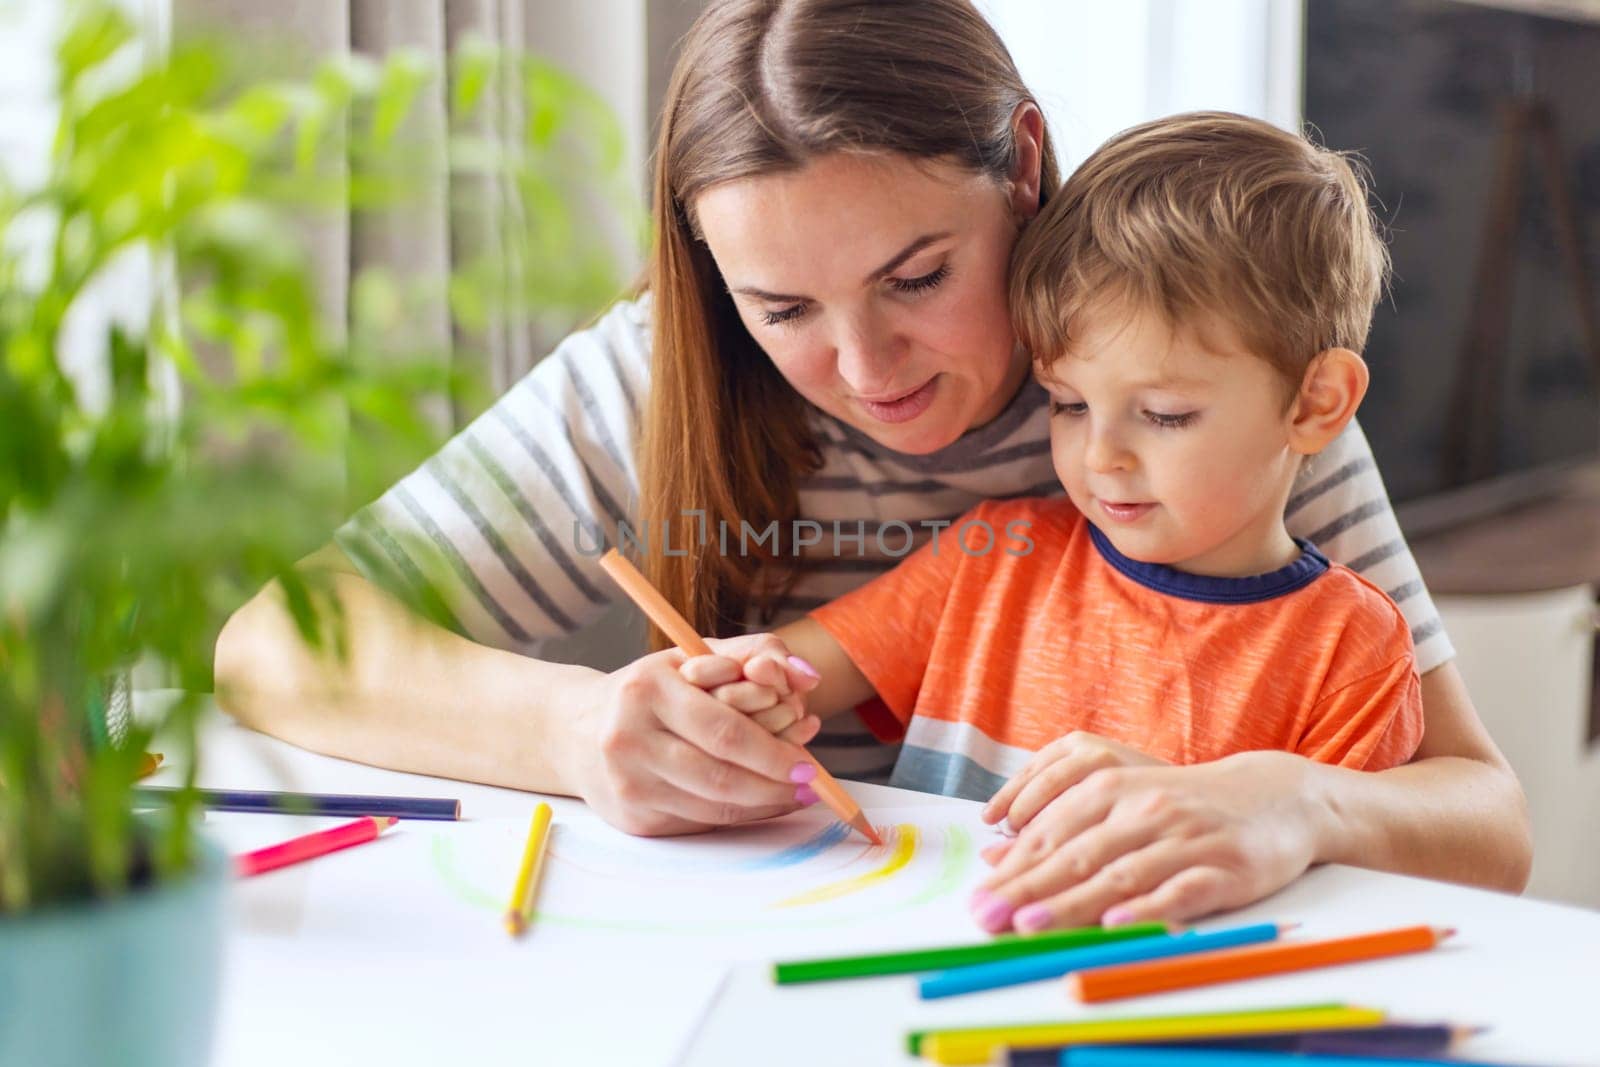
[772,922,1170,985]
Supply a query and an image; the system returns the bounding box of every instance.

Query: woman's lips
[858,377,938,424]
[1097,499,1156,523]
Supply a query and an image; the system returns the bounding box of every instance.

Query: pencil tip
[504,912,526,937]
[852,814,883,846]
[377,816,399,830]
[1438,926,1458,939]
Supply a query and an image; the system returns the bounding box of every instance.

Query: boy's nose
[1084,426,1134,473]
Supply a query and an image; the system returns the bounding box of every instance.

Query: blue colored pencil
[1057,1049,1526,1067]
[135,786,461,821]
[919,923,1285,1000]
[1004,1024,1472,1065]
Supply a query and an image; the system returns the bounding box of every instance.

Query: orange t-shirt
[810,497,1423,801]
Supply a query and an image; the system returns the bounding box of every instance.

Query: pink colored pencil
[235,816,398,877]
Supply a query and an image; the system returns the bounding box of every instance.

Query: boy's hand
[981,731,1167,839]
[969,748,1321,935]
[677,634,823,746]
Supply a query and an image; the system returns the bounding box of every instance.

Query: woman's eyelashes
[756,264,951,328]
[889,263,950,295]
[761,303,807,327]
[1049,400,1199,429]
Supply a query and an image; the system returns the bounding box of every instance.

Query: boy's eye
[1145,410,1198,429]
[761,303,807,328]
[889,264,950,295]
[1050,400,1087,417]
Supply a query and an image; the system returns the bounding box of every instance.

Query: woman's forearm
[1306,754,1530,891]
[213,555,600,796]
[1306,661,1532,892]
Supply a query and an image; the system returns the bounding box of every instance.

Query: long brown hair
[641,0,1062,645]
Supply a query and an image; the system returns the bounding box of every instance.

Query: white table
[165,708,1600,1066]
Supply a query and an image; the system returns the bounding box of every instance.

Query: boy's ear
[1288,348,1369,455]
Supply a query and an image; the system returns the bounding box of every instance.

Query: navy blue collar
[1087,522,1329,605]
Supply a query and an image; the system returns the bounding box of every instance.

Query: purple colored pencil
[1003,1024,1471,1066]
[135,786,461,821]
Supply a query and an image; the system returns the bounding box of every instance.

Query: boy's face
[1038,301,1305,577]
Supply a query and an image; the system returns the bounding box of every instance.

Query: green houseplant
[0,5,630,1064]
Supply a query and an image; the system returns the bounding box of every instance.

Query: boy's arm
[772,616,877,722]
[704,502,988,738]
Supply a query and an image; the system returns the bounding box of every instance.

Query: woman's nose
[833,311,904,393]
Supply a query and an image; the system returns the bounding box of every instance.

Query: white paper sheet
[212,806,996,964]
[215,938,731,1067]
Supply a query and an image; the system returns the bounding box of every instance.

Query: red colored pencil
[235,816,398,877]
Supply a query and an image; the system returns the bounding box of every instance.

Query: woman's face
[694,148,1039,455]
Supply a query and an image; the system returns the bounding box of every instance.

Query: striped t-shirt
[334,296,1454,783]
[811,497,1425,800]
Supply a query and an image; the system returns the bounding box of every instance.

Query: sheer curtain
[170,0,690,419]
[171,1,703,670]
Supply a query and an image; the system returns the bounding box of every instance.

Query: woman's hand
[970,745,1324,934]
[568,640,823,838]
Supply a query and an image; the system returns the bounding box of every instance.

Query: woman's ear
[1007,101,1045,223]
[1288,348,1369,455]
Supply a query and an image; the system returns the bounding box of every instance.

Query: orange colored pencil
[235,816,398,877]
[599,549,882,846]
[1067,924,1455,1003]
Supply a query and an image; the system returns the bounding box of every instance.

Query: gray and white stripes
[335,297,1454,783]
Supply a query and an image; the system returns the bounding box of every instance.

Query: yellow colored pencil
[916,1004,1386,1065]
[504,802,553,937]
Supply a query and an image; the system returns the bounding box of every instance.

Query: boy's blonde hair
[1011,111,1389,397]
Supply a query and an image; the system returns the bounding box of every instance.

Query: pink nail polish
[971,892,1016,933]
[1102,905,1136,928]
[788,761,817,784]
[794,784,819,806]
[1013,903,1053,933]
[787,655,820,680]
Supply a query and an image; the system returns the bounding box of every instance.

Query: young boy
[701,111,1422,925]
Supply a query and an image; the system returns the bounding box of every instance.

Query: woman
[215,0,1530,929]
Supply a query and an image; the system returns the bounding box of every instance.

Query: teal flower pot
[0,833,229,1067]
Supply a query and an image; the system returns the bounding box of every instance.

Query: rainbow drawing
[425,817,971,936]
[739,821,851,871]
[772,824,915,908]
